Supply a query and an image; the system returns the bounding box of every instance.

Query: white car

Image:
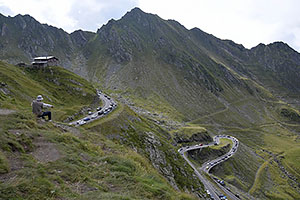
[79,121,86,125]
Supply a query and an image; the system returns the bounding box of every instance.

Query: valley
[0,7,300,200]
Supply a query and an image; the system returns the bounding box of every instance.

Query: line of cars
[69,90,117,126]
[205,135,239,172]
[178,135,240,200]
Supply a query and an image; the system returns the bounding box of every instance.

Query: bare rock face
[174,131,213,144]
[144,131,179,190]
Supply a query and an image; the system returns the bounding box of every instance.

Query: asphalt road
[69,90,117,126]
[178,135,240,200]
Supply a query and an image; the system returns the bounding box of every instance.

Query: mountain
[0,13,95,77]
[0,7,300,199]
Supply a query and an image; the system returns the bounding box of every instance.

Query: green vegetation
[279,106,300,122]
[210,138,233,150]
[0,61,96,121]
[0,7,300,200]
[0,151,9,174]
[174,125,207,137]
[0,62,199,199]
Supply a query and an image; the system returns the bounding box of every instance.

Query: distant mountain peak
[122,7,156,21]
[130,7,144,13]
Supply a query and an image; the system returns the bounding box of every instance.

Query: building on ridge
[31,56,59,67]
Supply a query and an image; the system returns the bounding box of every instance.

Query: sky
[0,0,300,52]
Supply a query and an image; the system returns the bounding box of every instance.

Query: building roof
[32,61,48,64]
[34,56,58,61]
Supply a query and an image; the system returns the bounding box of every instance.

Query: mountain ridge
[0,7,300,199]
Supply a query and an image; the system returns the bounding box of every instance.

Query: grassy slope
[0,61,96,121]
[85,104,205,196]
[189,94,300,199]
[0,62,198,199]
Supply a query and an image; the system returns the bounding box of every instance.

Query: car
[88,111,93,115]
[214,142,218,145]
[199,143,203,146]
[107,97,111,100]
[206,190,211,195]
[83,117,90,121]
[91,114,97,119]
[98,111,104,115]
[219,180,225,186]
[97,107,102,111]
[79,121,86,125]
[219,194,227,200]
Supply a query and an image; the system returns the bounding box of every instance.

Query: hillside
[0,62,205,199]
[0,7,300,199]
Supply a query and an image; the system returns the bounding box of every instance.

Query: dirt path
[31,136,61,163]
[0,109,16,115]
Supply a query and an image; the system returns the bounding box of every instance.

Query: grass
[0,62,97,121]
[249,156,300,200]
[282,147,300,179]
[173,125,207,137]
[0,62,200,199]
[0,151,10,174]
[210,138,233,150]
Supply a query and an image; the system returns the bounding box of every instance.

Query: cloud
[0,4,13,16]
[68,0,138,32]
[0,0,138,32]
[138,0,300,52]
[0,0,77,31]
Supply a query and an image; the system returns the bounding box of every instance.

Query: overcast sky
[0,0,300,52]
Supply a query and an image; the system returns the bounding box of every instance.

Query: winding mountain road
[68,90,240,199]
[178,135,240,200]
[69,90,117,126]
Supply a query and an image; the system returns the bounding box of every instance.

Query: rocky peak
[70,30,94,48]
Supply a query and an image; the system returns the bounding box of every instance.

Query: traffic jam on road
[204,135,239,173]
[69,90,117,126]
[178,135,240,200]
